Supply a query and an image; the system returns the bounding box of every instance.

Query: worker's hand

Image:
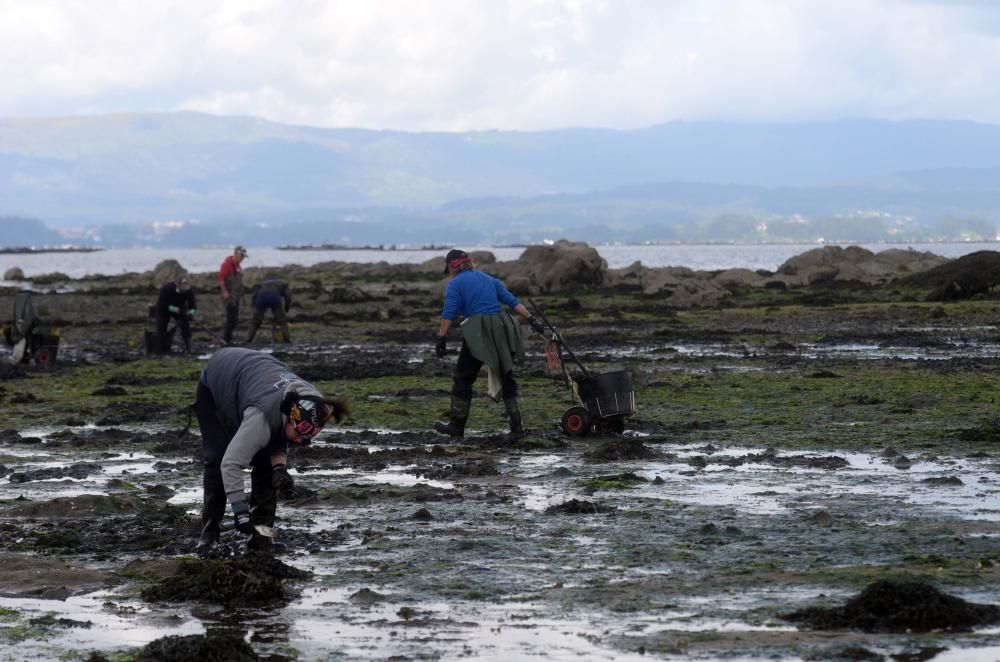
[271,464,295,493]
[167,305,179,314]
[435,335,447,358]
[232,501,253,534]
[187,308,197,319]
[527,316,546,336]
[222,291,231,300]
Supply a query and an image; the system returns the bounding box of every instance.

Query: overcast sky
[2,0,999,131]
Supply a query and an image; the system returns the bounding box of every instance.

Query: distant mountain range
[1,112,999,246]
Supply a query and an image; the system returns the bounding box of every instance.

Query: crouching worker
[246,273,292,343]
[156,275,197,353]
[195,347,348,551]
[432,249,545,440]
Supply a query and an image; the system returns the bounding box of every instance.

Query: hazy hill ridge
[2,112,1000,246]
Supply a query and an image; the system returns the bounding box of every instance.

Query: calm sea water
[0,242,996,279]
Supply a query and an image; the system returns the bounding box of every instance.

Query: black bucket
[144,329,174,355]
[576,370,636,418]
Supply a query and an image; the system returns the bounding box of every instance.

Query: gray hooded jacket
[202,348,323,502]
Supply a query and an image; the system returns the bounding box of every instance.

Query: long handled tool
[188,315,228,346]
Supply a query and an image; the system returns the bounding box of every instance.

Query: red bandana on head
[448,256,473,271]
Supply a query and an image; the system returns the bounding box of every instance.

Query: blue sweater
[441,269,520,320]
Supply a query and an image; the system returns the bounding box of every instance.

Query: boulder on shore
[899,250,1000,301]
[491,241,606,294]
[151,259,186,285]
[775,245,947,286]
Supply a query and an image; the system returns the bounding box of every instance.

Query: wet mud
[3,259,1000,659]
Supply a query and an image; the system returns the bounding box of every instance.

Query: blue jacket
[441,269,519,320]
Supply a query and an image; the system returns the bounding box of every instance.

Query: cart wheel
[561,406,590,436]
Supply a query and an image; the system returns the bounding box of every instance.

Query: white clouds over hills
[2,0,1000,131]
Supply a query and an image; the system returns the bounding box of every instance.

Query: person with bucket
[432,249,545,439]
[218,245,248,344]
[155,274,197,353]
[245,273,293,344]
[194,347,349,552]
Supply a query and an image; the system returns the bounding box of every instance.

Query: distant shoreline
[274,239,997,251]
[0,246,103,255]
[276,243,451,251]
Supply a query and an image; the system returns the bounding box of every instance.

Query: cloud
[1,0,1000,130]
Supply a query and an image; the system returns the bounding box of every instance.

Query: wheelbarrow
[527,299,636,436]
[4,292,60,368]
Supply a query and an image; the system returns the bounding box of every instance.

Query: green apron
[461,312,525,400]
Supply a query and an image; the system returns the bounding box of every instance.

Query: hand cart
[527,299,636,436]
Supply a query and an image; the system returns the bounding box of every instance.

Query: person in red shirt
[218,245,248,344]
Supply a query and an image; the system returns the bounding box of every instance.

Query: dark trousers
[194,382,276,527]
[247,291,289,342]
[156,311,190,349]
[222,300,240,343]
[452,340,517,400]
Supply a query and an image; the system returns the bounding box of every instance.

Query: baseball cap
[235,245,249,257]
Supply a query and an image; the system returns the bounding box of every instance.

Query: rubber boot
[280,322,291,343]
[433,396,471,438]
[247,489,277,552]
[505,397,525,440]
[183,337,192,354]
[244,321,260,344]
[195,477,227,552]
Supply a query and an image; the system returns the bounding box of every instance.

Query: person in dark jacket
[155,275,197,353]
[194,347,349,551]
[218,245,247,344]
[432,249,545,439]
[245,273,293,343]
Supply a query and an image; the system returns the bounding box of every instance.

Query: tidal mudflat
[3,245,1000,660]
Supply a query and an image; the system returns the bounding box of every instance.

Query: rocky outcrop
[599,245,948,304]
[3,267,24,281]
[775,246,947,286]
[490,241,606,295]
[151,259,186,285]
[430,241,607,296]
[899,250,1000,301]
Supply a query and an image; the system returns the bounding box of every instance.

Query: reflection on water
[6,421,1000,660]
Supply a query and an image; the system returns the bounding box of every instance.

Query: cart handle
[527,297,590,378]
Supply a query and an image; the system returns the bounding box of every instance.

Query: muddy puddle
[5,422,1000,660]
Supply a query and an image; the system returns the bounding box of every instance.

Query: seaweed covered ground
[3,254,1000,660]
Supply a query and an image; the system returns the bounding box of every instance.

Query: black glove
[527,316,546,335]
[232,501,253,535]
[435,335,447,358]
[272,464,294,492]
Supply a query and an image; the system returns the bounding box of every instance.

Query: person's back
[433,248,544,440]
[246,276,292,344]
[202,347,307,432]
[443,269,516,319]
